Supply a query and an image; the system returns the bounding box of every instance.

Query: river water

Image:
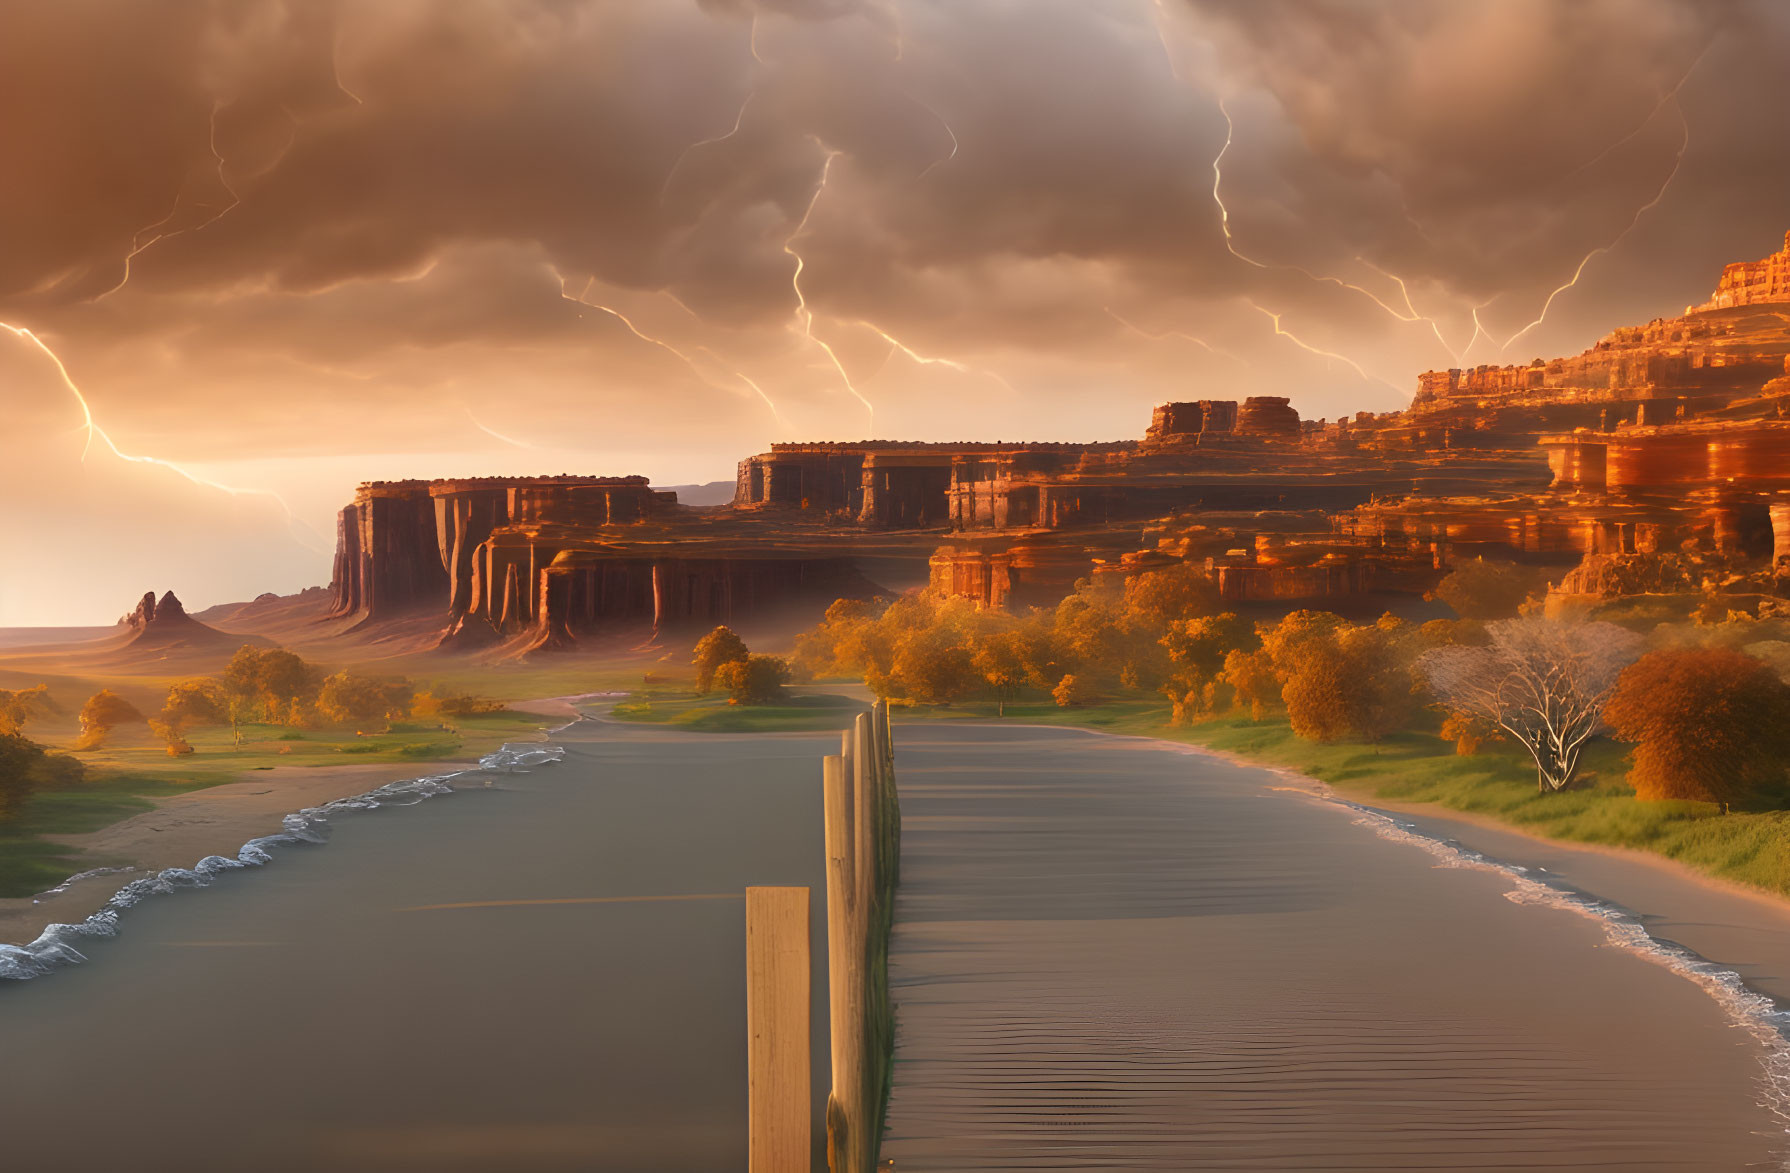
[0,718,834,1172]
[3,714,1785,1171]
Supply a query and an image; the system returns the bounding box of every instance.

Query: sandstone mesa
[317,232,1790,655]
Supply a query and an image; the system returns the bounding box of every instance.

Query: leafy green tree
[692,626,751,693]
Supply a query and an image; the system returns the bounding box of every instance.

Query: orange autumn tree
[1604,647,1790,809]
[149,679,227,756]
[0,685,57,736]
[76,689,145,750]
[691,626,751,693]
[1431,558,1550,621]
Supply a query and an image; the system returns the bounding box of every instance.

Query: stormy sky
[4,0,1789,624]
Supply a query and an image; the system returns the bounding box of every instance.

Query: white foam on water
[0,741,565,982]
[1337,798,1790,1150]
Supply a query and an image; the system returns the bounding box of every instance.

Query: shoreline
[0,695,600,952]
[882,720,1784,1168]
[926,715,1790,1018]
[0,760,484,949]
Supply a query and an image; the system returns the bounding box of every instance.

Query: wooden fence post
[823,753,863,1170]
[825,703,901,1173]
[747,886,811,1173]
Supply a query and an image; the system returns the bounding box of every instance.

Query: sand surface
[881,723,1783,1171]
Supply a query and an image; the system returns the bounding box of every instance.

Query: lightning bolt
[749,12,770,66]
[1353,257,1465,362]
[1559,41,1710,186]
[855,320,1019,396]
[561,277,789,430]
[660,91,755,205]
[95,101,246,301]
[0,322,324,550]
[332,20,365,105]
[782,146,875,422]
[1499,106,1691,354]
[1246,301,1400,394]
[912,94,959,180]
[466,407,530,449]
[1459,302,1497,367]
[1211,99,1462,366]
[1105,307,1247,368]
[732,372,790,430]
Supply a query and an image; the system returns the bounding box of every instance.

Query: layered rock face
[1413,235,1790,419]
[324,232,1790,629]
[328,477,665,626]
[966,232,1790,610]
[327,473,886,653]
[1697,230,1790,312]
[732,441,1120,528]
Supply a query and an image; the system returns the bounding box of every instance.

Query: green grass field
[610,690,866,733]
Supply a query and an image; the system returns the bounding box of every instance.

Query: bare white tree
[1419,616,1644,793]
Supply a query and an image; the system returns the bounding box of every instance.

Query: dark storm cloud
[8,0,1790,623]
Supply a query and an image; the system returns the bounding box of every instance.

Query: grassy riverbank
[0,710,543,898]
[604,685,1790,902]
[896,696,1790,900]
[610,690,865,733]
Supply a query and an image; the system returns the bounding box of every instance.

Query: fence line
[824,700,901,1173]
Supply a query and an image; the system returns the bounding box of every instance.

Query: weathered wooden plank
[746,885,810,1173]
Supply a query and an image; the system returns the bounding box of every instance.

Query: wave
[0,741,566,982]
[1338,799,1790,1143]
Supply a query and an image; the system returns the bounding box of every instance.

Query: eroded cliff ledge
[324,231,1790,642]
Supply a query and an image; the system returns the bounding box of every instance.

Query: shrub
[413,691,504,719]
[0,732,85,820]
[1052,674,1095,707]
[715,655,790,704]
[317,671,415,729]
[692,626,751,693]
